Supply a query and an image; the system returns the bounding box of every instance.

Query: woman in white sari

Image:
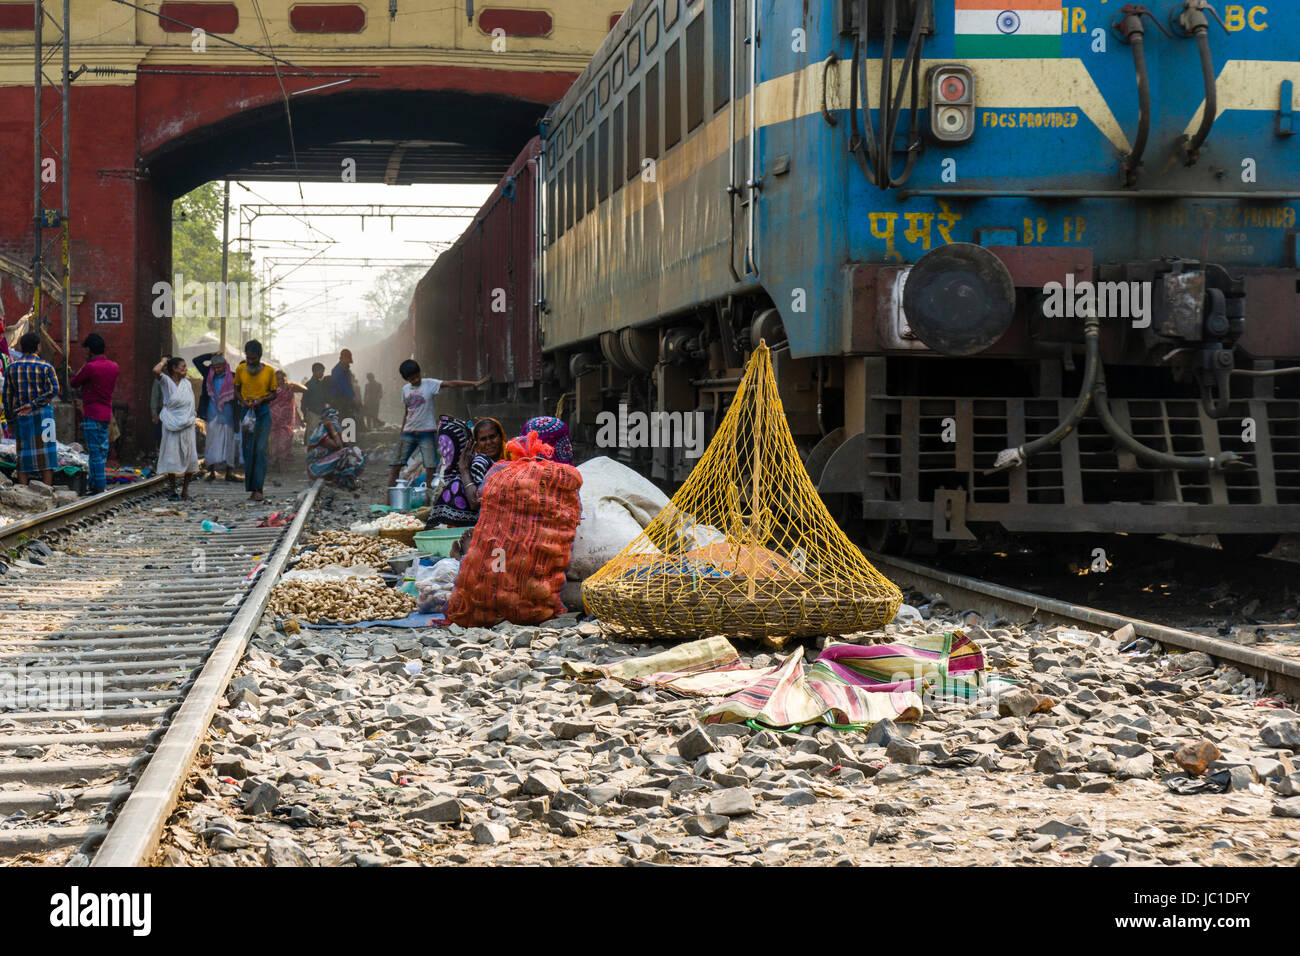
[153,355,199,500]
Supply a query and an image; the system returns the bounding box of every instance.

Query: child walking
[387,360,488,492]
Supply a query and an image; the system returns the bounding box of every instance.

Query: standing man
[363,372,383,429]
[234,339,277,502]
[301,362,327,442]
[327,349,358,425]
[69,333,119,495]
[2,331,60,487]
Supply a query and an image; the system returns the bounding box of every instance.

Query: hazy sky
[221,180,493,364]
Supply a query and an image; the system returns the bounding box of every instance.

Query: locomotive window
[575,107,584,136]
[613,55,624,92]
[547,176,557,244]
[598,118,610,202]
[627,34,640,71]
[612,103,625,191]
[685,13,704,132]
[665,0,679,29]
[626,83,642,180]
[586,90,596,122]
[586,131,596,214]
[712,0,729,112]
[599,74,610,107]
[664,39,682,149]
[645,65,660,159]
[565,117,574,145]
[644,8,658,52]
[565,157,576,230]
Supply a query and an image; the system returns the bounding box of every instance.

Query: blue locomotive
[437,0,1300,555]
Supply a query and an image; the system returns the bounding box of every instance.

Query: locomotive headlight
[929,65,975,143]
[937,108,967,135]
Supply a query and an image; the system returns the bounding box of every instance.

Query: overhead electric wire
[248,0,306,203]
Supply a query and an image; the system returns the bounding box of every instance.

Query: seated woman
[305,405,366,490]
[426,416,506,527]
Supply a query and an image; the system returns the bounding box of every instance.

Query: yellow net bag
[582,342,903,648]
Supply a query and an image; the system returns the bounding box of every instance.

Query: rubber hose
[1184,28,1216,164]
[1023,321,1101,458]
[1094,366,1242,472]
[1122,32,1151,186]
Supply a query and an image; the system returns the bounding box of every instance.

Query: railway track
[0,478,318,866]
[867,551,1300,701]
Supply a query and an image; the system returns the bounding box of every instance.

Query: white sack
[568,456,671,581]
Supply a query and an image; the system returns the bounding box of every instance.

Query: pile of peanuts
[293,530,410,571]
[268,574,416,624]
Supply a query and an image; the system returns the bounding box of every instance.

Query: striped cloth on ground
[562,635,769,697]
[812,630,986,700]
[564,631,985,730]
[701,645,926,729]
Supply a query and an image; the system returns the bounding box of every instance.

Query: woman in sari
[426,416,504,527]
[515,415,574,464]
[269,370,305,470]
[306,405,366,490]
[203,354,240,481]
[456,416,506,513]
[153,355,199,500]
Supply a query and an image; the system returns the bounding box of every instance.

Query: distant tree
[170,183,262,347]
[363,265,425,336]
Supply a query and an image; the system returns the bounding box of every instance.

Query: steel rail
[867,551,1300,699]
[0,475,167,549]
[92,480,322,867]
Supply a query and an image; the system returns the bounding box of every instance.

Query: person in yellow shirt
[233,339,278,501]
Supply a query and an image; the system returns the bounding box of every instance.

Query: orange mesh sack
[582,342,903,648]
[446,433,583,626]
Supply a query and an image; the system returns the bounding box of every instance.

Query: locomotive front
[765,0,1300,554]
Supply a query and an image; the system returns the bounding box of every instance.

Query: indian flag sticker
[955,0,1062,58]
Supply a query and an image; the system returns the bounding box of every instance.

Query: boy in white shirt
[388,359,488,492]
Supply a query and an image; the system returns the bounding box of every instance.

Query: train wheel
[864,518,912,555]
[1215,533,1280,561]
[932,539,958,557]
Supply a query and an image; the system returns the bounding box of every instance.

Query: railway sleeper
[0,658,203,677]
[0,755,132,784]
[0,707,167,726]
[0,730,152,751]
[0,826,109,856]
[0,646,212,664]
[0,627,213,641]
[0,784,126,816]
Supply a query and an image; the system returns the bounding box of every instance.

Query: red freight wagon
[376,137,542,424]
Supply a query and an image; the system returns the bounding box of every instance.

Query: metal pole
[219,180,230,355]
[32,0,42,330]
[746,0,759,277]
[60,0,70,385]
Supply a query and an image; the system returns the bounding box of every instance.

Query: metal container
[387,483,412,510]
